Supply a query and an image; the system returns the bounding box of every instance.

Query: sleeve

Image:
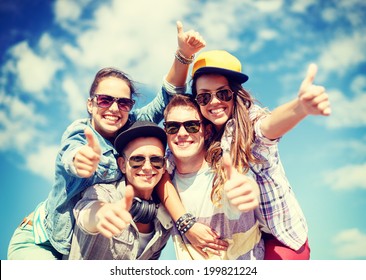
[250,105,280,146]
[129,77,184,124]
[59,120,90,177]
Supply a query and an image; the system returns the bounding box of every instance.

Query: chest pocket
[96,153,121,182]
[110,229,137,259]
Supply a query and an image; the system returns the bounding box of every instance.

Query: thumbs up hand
[298,63,331,116]
[73,127,102,178]
[95,185,134,238]
[223,153,259,212]
[176,20,206,58]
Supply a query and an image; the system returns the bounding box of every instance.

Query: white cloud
[8,41,63,100]
[318,31,366,77]
[325,89,366,129]
[25,145,59,182]
[324,163,366,190]
[61,0,190,88]
[54,0,88,23]
[251,0,283,13]
[351,75,366,96]
[0,96,47,152]
[62,76,88,120]
[333,228,366,259]
[290,0,316,13]
[258,29,278,40]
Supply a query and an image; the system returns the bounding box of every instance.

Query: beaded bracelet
[175,50,195,65]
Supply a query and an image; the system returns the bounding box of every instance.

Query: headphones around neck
[129,197,158,224]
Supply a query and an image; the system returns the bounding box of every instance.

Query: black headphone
[129,197,158,224]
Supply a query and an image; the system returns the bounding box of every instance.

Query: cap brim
[194,67,248,84]
[114,126,167,153]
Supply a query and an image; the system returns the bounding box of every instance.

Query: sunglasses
[93,94,135,112]
[128,155,165,169]
[163,120,201,135]
[195,88,234,106]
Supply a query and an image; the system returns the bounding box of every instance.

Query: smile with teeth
[176,140,193,147]
[103,115,120,121]
[209,107,225,114]
[138,174,156,180]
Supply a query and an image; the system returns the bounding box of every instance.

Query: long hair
[192,74,265,206]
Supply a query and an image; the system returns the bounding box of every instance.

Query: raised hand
[298,63,331,116]
[95,185,134,238]
[176,20,206,58]
[185,223,229,258]
[223,153,259,212]
[73,127,102,178]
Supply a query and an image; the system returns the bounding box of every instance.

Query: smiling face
[195,74,234,131]
[118,137,165,200]
[165,106,206,173]
[87,76,131,139]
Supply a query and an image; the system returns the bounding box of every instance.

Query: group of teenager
[7,21,331,260]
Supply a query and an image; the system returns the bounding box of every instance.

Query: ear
[87,98,93,115]
[117,157,127,174]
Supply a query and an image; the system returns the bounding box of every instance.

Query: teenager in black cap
[68,121,172,260]
[8,21,205,260]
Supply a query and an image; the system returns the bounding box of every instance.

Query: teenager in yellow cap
[158,49,331,259]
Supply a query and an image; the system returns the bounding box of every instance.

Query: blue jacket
[40,85,176,255]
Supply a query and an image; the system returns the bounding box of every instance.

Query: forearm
[260,98,307,140]
[165,50,192,87]
[156,172,187,221]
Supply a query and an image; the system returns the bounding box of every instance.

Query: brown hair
[164,93,211,150]
[89,67,137,98]
[191,74,265,206]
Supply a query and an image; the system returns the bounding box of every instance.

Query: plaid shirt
[221,105,308,250]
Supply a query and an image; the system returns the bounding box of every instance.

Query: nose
[177,124,189,136]
[109,100,120,111]
[210,93,221,104]
[141,159,153,170]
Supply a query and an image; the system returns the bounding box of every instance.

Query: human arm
[156,172,229,257]
[130,21,205,124]
[260,63,331,140]
[165,20,206,87]
[77,185,134,238]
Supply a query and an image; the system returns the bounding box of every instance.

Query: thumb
[176,20,183,35]
[124,185,134,211]
[222,152,234,181]
[85,127,101,155]
[300,63,317,90]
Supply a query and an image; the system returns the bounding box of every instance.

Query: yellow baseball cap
[192,50,248,84]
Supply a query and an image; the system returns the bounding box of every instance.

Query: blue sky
[0,0,365,261]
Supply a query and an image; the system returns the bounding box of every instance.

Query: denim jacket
[37,81,183,255]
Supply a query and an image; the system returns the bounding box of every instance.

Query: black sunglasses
[128,155,165,169]
[93,94,135,112]
[195,89,234,106]
[163,120,201,135]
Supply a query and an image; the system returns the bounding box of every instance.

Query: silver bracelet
[175,50,195,65]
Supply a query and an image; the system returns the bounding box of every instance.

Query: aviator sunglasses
[128,155,165,169]
[93,94,135,112]
[195,88,234,106]
[163,120,201,135]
